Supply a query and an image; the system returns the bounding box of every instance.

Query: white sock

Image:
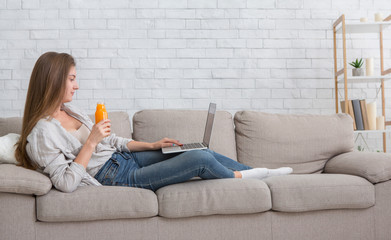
[240,168,268,179]
[266,167,293,178]
[240,167,293,180]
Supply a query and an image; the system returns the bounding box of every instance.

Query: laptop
[162,103,216,154]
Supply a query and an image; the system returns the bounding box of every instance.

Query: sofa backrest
[234,111,354,174]
[0,117,22,136]
[89,112,132,139]
[0,112,132,139]
[132,110,237,161]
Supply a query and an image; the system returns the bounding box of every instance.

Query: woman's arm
[127,138,182,152]
[26,123,110,193]
[74,119,111,168]
[72,140,96,169]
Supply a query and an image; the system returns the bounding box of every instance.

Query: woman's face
[62,65,78,103]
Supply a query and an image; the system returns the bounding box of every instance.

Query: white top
[69,124,90,145]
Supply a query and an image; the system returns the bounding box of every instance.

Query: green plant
[349,58,363,68]
[357,145,364,151]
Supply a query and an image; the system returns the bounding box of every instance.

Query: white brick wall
[1,0,391,150]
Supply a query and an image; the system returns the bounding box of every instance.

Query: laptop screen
[202,103,216,147]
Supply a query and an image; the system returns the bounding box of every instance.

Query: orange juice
[95,102,108,124]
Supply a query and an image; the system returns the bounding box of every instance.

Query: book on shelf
[341,99,372,131]
[360,99,370,130]
[352,99,364,130]
[340,100,356,130]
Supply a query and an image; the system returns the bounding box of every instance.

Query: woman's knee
[185,150,215,165]
[191,149,213,157]
[202,149,215,154]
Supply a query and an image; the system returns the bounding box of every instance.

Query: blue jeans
[94,149,252,191]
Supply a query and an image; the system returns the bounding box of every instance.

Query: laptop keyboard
[180,143,205,150]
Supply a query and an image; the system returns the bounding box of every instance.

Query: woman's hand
[74,119,111,169]
[151,138,183,150]
[87,119,111,147]
[127,138,183,152]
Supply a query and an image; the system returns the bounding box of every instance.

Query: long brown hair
[15,52,75,169]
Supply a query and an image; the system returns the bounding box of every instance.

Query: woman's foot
[266,167,293,178]
[239,167,292,180]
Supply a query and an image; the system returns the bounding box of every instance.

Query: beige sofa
[1,110,391,240]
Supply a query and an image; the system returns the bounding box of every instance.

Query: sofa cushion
[88,111,132,139]
[0,133,19,164]
[156,178,271,218]
[234,111,354,173]
[37,186,158,222]
[324,151,391,184]
[133,110,237,160]
[0,117,22,136]
[263,174,374,212]
[0,164,52,195]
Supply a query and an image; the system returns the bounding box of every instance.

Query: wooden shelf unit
[333,14,391,152]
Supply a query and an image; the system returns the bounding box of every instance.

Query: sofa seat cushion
[263,174,375,212]
[156,178,271,218]
[0,164,52,195]
[37,186,158,222]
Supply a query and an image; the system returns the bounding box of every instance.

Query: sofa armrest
[0,164,52,195]
[324,152,391,184]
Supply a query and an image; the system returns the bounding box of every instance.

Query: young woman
[15,52,292,193]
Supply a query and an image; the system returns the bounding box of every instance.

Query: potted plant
[349,58,364,76]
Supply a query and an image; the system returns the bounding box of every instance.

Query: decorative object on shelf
[357,145,365,151]
[360,17,368,22]
[375,13,383,22]
[367,101,377,130]
[355,133,383,152]
[376,116,385,130]
[366,57,374,76]
[349,58,364,76]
